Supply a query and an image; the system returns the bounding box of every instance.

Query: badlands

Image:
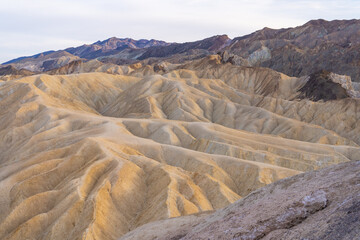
[0,55,359,239]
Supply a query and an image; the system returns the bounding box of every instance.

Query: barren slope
[120,160,360,240]
[0,57,359,240]
[225,19,360,82]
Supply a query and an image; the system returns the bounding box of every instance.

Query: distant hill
[1,38,171,72]
[3,19,360,82]
[0,65,34,76]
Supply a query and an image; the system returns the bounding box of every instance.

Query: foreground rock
[120,160,360,240]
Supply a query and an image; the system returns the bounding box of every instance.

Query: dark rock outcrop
[226,19,360,82]
[0,65,34,76]
[298,70,350,101]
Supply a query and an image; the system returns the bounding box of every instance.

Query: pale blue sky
[1,0,359,63]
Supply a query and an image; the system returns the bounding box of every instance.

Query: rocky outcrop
[120,160,360,240]
[298,70,350,101]
[226,19,360,82]
[329,72,360,98]
[0,65,34,76]
[218,51,248,65]
[297,70,360,101]
[2,51,81,72]
[0,65,35,81]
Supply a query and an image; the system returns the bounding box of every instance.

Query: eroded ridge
[0,58,359,239]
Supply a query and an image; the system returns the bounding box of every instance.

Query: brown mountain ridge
[2,19,360,82]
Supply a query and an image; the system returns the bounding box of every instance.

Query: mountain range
[2,19,360,82]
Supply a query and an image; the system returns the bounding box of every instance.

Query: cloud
[0,0,359,63]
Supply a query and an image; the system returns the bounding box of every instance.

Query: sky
[0,0,360,63]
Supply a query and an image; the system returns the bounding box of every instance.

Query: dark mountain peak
[261,27,275,31]
[94,37,169,49]
[232,19,360,44]
[138,34,231,60]
[232,26,288,42]
[305,18,360,27]
[298,70,350,101]
[303,18,360,34]
[209,34,229,39]
[63,37,171,60]
[207,34,231,51]
[305,19,328,26]
[200,34,230,43]
[107,36,118,40]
